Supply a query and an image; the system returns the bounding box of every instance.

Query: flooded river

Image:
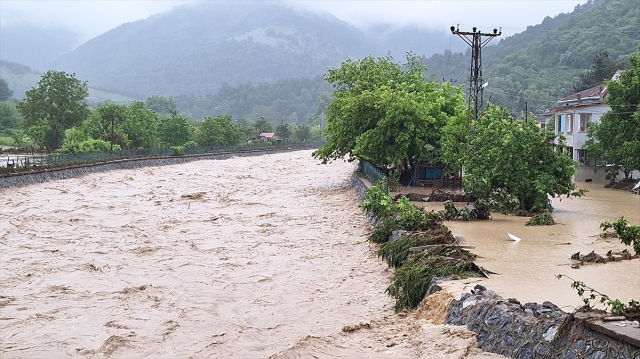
[1,150,503,359]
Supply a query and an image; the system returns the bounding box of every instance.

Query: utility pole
[450,25,501,125]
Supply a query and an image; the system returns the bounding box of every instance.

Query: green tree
[253,117,273,134]
[196,115,241,146]
[313,53,465,168]
[234,118,253,140]
[275,123,291,141]
[0,79,13,101]
[0,102,22,131]
[59,127,89,153]
[123,101,159,148]
[17,71,90,152]
[584,46,640,180]
[159,110,194,146]
[452,105,583,213]
[293,124,311,142]
[145,95,177,114]
[574,51,627,92]
[96,103,129,150]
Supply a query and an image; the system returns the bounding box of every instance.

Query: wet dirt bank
[0,150,499,358]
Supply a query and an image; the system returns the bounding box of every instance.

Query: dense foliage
[445,105,584,213]
[313,53,465,168]
[584,46,640,179]
[196,115,241,147]
[0,101,22,134]
[16,70,90,153]
[158,111,194,147]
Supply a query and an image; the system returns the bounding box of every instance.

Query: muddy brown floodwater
[1,150,504,359]
[404,182,640,311]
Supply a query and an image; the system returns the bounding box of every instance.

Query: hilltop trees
[574,51,628,92]
[584,46,640,179]
[17,71,90,152]
[313,53,465,169]
[0,78,13,101]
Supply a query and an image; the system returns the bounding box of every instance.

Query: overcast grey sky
[1,0,588,42]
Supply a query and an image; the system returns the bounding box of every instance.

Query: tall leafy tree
[159,110,194,147]
[0,79,13,101]
[123,101,159,148]
[16,71,90,152]
[96,103,129,150]
[313,53,465,168]
[0,102,22,131]
[196,115,241,146]
[293,124,311,142]
[275,123,291,141]
[574,51,627,92]
[449,105,583,213]
[584,46,640,180]
[253,117,273,134]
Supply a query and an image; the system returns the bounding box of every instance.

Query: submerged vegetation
[525,213,556,226]
[600,217,640,255]
[556,274,640,320]
[363,182,480,312]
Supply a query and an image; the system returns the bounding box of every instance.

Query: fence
[0,141,325,175]
[361,160,386,185]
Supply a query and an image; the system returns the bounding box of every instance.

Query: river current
[1,149,637,358]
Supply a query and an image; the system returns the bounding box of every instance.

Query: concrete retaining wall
[0,148,304,190]
[445,288,639,359]
[349,168,640,359]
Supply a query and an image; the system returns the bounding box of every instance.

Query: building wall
[550,103,610,162]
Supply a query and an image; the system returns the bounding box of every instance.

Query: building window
[566,146,573,159]
[558,114,565,133]
[566,114,573,134]
[579,113,591,132]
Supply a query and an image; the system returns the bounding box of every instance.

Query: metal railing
[0,141,325,175]
[362,160,386,184]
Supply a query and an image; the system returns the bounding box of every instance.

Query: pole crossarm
[450,25,502,124]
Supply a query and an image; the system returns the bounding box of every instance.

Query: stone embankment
[0,147,305,190]
[350,170,640,359]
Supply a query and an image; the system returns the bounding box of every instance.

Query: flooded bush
[377,227,455,268]
[525,212,555,226]
[386,247,479,312]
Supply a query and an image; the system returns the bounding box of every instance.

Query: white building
[548,84,609,165]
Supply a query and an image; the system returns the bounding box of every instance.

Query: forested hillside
[6,0,638,120]
[424,0,640,113]
[49,1,468,99]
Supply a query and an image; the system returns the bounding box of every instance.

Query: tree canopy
[584,45,640,179]
[313,53,465,168]
[159,110,194,147]
[16,71,90,152]
[573,51,628,92]
[445,105,583,213]
[196,115,241,146]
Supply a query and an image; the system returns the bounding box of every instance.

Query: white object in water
[632,181,640,194]
[507,232,522,241]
